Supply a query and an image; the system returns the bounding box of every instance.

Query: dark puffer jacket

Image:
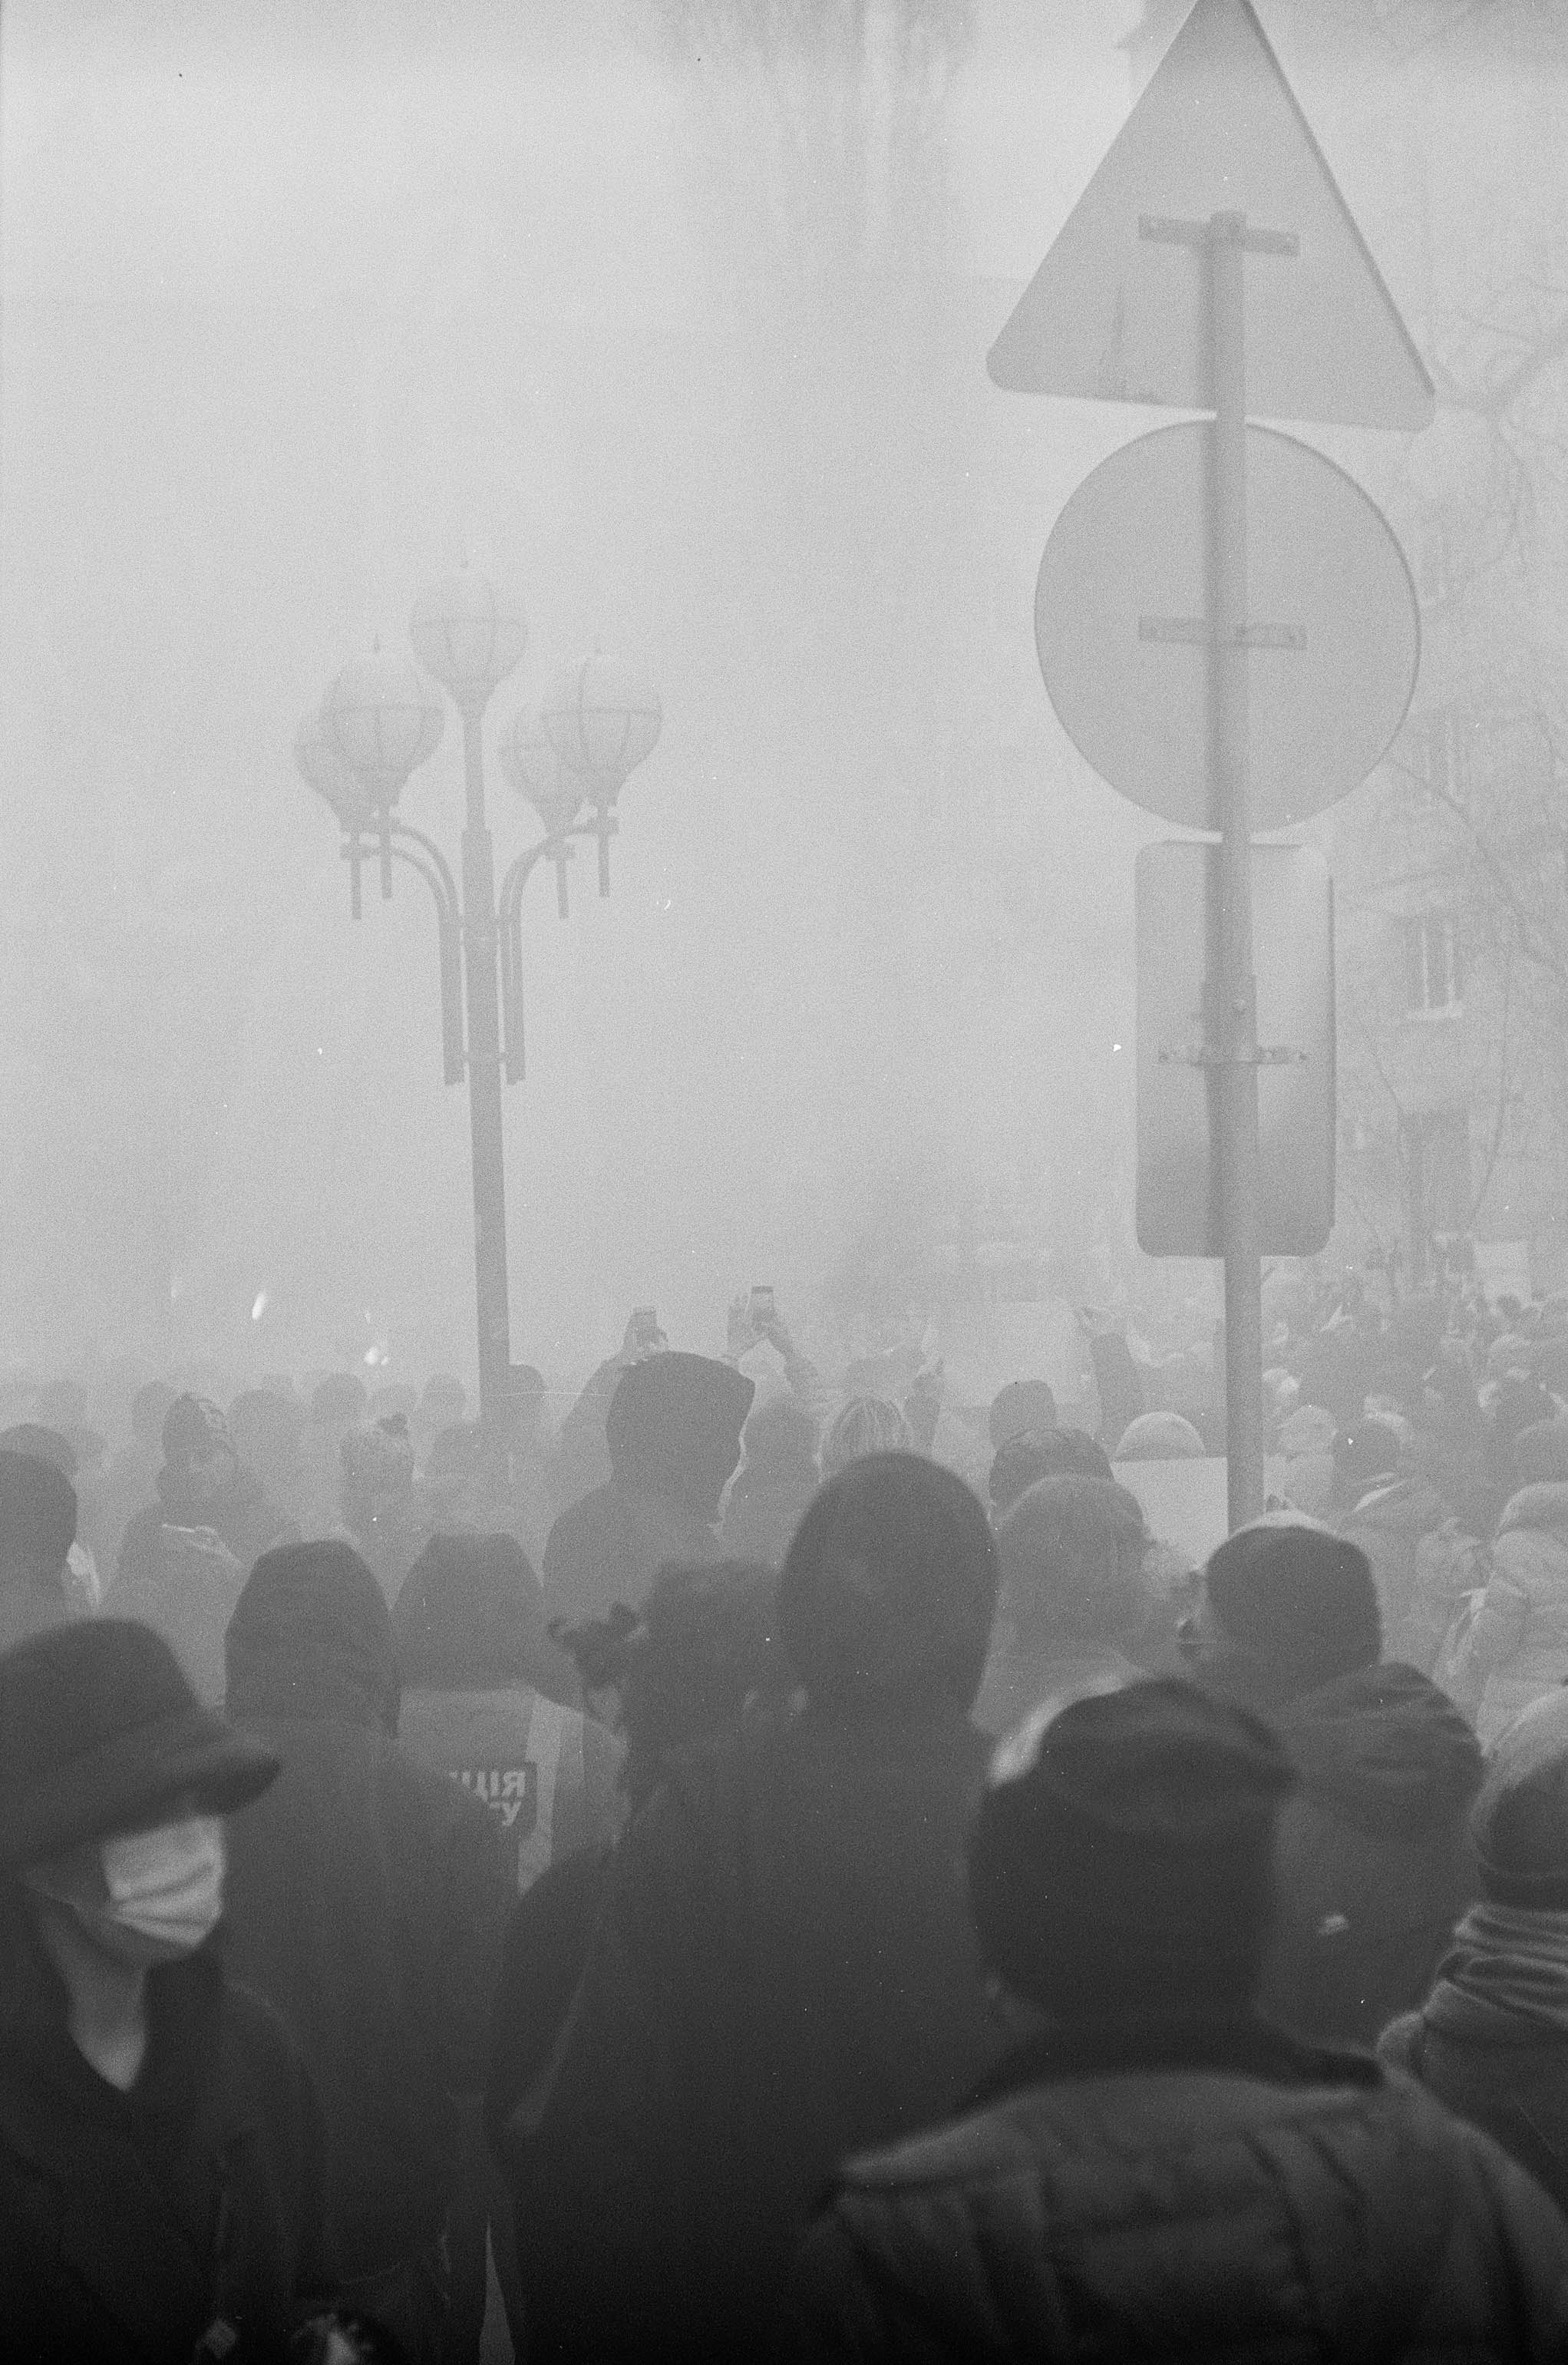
[775,2023,1568,2365]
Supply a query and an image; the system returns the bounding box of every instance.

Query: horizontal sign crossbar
[1138,615,1308,649]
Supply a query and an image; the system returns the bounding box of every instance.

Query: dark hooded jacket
[1201,1649,1482,2043]
[117,1457,295,1592]
[220,1542,511,2279]
[542,1354,754,1624]
[507,1455,1004,2364]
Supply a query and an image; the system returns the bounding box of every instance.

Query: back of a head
[969,1679,1296,2023]
[395,1531,544,1688]
[1513,1419,1568,1491]
[606,1353,755,1516]
[226,1538,397,1729]
[0,1423,77,1481]
[1471,1690,1568,1910]
[0,1452,77,1583]
[988,1378,1059,1452]
[1114,1411,1205,1462]
[779,1452,997,1718]
[1204,1518,1380,1690]
[820,1395,913,1481]
[623,1559,782,1793]
[310,1372,368,1430]
[553,1558,781,1802]
[989,1429,1112,1516]
[996,1475,1150,1648]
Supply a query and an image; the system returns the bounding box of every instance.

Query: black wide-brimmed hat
[0,1618,278,1869]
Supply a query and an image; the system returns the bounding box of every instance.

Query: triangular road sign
[989,0,1434,431]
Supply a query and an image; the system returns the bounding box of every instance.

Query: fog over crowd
[7,3,1568,2362]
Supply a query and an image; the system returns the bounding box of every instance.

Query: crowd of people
[7,1266,1568,2360]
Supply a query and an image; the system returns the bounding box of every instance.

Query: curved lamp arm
[340,824,465,1086]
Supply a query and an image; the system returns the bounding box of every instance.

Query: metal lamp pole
[305,575,662,1469]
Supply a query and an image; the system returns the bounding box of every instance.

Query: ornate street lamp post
[298,570,661,1465]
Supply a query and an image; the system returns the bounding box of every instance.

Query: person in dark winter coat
[1190,1514,1482,2043]
[487,1556,784,2358]
[720,1393,820,1566]
[1381,1685,1568,2214]
[0,1618,345,2365]
[0,1448,82,1655]
[507,1454,1005,2364]
[542,1352,754,1625]
[777,1679,1568,2365]
[221,1540,512,2364]
[114,1394,298,1703]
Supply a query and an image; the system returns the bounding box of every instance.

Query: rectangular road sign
[1136,841,1335,1256]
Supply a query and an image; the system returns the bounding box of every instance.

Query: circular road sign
[1035,422,1420,831]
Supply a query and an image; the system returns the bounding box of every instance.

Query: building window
[1401,912,1464,1016]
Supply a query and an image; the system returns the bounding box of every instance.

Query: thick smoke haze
[0,2,1540,1396]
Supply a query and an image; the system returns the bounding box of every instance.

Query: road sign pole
[1209,212,1266,1529]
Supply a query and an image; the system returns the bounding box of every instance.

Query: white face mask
[96,1815,226,1957]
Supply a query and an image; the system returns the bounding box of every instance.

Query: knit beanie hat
[163,1393,230,1468]
[1471,1688,1568,1908]
[780,1452,997,1715]
[0,1452,77,1574]
[1204,1518,1380,1687]
[0,1619,277,1868]
[968,1679,1295,2021]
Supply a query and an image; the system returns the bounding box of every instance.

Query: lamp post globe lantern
[500,705,583,840]
[542,655,662,893]
[325,646,445,811]
[410,567,528,719]
[295,707,372,832]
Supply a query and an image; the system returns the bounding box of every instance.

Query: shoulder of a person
[378,1735,501,1845]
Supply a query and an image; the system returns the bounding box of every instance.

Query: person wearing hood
[0,1448,84,1654]
[1451,1419,1568,1743]
[973,1475,1163,1737]
[720,1393,820,1566]
[395,1531,619,1889]
[221,1541,512,2365]
[1189,1516,1482,2044]
[509,1453,1005,2363]
[0,1618,348,2363]
[987,1426,1112,1521]
[112,1396,298,1704]
[1381,1686,1568,2214]
[549,1311,670,1516]
[0,1422,104,1613]
[777,1680,1568,2365]
[542,1351,754,1626]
